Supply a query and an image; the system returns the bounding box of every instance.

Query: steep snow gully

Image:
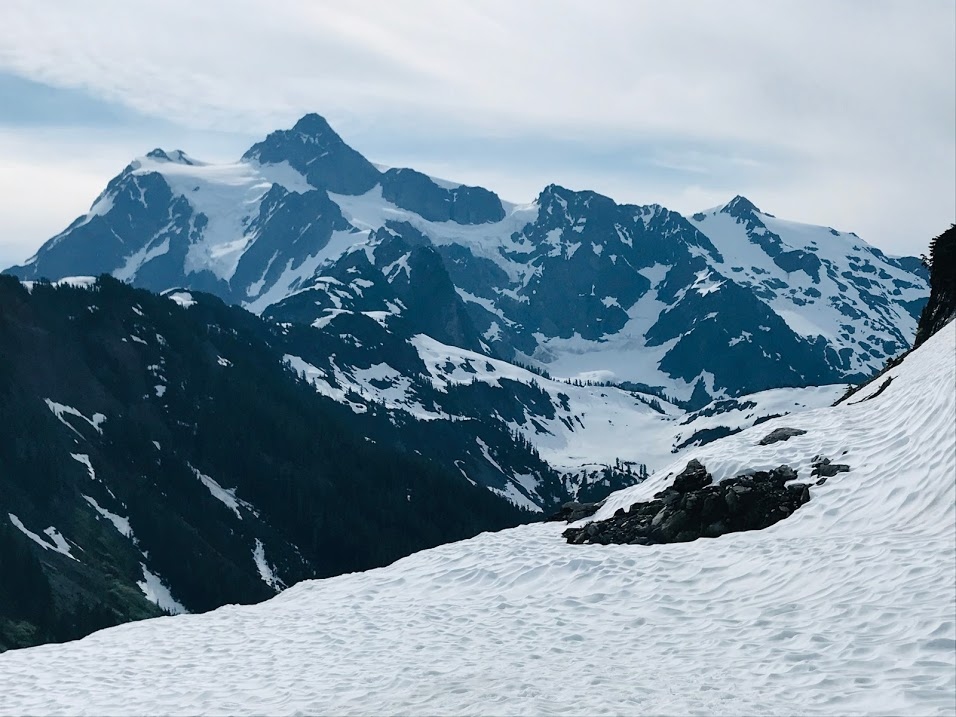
[1,323,953,716]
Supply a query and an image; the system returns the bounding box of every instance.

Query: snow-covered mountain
[689,196,927,378]
[5,113,928,404]
[2,306,951,716]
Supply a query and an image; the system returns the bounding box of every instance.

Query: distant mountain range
[1,249,952,717]
[6,113,928,405]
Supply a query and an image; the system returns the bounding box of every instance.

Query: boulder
[771,465,798,483]
[672,459,713,492]
[811,456,851,478]
[758,427,808,445]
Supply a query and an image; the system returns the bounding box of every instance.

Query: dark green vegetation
[915,225,956,348]
[0,276,531,651]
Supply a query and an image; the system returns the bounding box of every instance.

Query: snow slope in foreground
[1,324,954,716]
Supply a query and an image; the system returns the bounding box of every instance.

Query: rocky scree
[546,500,605,523]
[561,458,842,545]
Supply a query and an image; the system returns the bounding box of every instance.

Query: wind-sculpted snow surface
[1,324,953,716]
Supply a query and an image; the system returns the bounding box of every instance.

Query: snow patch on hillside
[189,465,243,520]
[70,453,97,481]
[8,514,78,561]
[253,539,284,591]
[82,496,133,539]
[164,291,196,308]
[136,565,187,615]
[45,400,105,437]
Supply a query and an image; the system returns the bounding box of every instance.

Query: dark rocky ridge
[381,168,505,224]
[242,113,381,195]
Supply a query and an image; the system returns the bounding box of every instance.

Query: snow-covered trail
[1,324,954,716]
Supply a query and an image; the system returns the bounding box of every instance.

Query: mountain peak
[241,113,380,195]
[537,183,573,202]
[291,113,337,139]
[144,148,198,166]
[720,195,761,219]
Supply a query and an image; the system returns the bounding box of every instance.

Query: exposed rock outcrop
[563,459,824,546]
[915,225,955,348]
[758,427,807,445]
[546,500,604,523]
[811,456,850,484]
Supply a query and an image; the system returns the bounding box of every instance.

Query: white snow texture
[0,323,953,716]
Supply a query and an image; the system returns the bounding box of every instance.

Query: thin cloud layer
[0,0,953,264]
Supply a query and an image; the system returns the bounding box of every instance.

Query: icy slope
[2,323,952,715]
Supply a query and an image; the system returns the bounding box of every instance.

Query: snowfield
[1,323,953,716]
[291,327,844,479]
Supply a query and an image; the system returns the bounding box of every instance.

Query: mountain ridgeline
[6,113,928,405]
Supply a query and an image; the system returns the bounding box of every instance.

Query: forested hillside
[0,275,529,650]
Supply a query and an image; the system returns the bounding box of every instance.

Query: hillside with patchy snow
[0,275,530,650]
[2,316,951,716]
[283,324,844,476]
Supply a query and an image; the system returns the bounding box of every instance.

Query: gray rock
[724,488,739,511]
[758,427,808,445]
[811,456,851,478]
[672,459,713,492]
[771,465,798,482]
[661,489,682,507]
[546,500,605,523]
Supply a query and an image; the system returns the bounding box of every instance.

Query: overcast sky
[0,0,953,267]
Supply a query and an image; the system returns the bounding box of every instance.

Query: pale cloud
[0,130,133,267]
[0,0,953,261]
[0,125,252,267]
[0,157,110,268]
